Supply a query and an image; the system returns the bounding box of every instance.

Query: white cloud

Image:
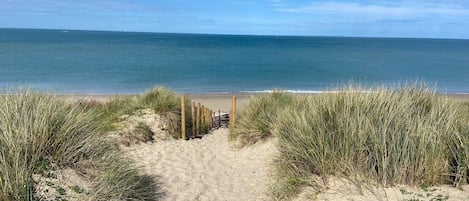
[241,1,257,5]
[277,1,469,18]
[0,0,166,17]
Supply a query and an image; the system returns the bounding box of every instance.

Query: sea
[1,28,468,94]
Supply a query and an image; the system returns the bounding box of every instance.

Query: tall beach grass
[229,91,293,146]
[0,89,159,200]
[91,86,191,139]
[231,85,469,200]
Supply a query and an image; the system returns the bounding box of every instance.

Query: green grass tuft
[0,89,160,200]
[229,91,294,146]
[231,84,469,200]
[272,85,469,199]
[93,86,190,139]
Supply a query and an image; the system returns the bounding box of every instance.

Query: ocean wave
[238,90,340,94]
[233,90,469,95]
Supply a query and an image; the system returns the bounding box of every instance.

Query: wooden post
[205,108,210,133]
[201,105,205,133]
[196,103,201,136]
[203,108,206,132]
[201,105,205,124]
[231,96,237,128]
[203,108,207,133]
[211,110,214,129]
[209,110,213,129]
[218,109,221,129]
[181,96,186,140]
[205,108,209,128]
[191,100,196,139]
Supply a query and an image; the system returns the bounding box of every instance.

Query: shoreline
[58,92,469,99]
[58,92,469,113]
[58,93,255,112]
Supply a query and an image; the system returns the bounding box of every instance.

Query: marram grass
[0,89,159,200]
[94,86,191,139]
[232,85,469,200]
[229,91,294,146]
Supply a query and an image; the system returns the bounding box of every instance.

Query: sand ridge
[125,128,275,201]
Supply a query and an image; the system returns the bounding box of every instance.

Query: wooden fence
[179,95,236,140]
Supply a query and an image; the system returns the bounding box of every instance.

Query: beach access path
[125,128,276,201]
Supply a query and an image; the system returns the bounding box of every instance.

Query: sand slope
[124,127,469,201]
[126,128,275,201]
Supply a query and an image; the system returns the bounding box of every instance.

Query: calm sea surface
[1,28,468,94]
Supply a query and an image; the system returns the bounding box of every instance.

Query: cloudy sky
[1,0,468,39]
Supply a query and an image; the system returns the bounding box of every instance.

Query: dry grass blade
[0,89,161,200]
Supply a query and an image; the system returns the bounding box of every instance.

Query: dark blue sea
[1,28,468,94]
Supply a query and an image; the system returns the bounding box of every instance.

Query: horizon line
[1,27,468,41]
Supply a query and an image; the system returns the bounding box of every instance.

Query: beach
[60,93,254,112]
[2,9,469,201]
[188,93,252,112]
[62,92,469,112]
[114,92,469,200]
[1,91,464,200]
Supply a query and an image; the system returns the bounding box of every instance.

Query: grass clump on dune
[271,85,469,199]
[97,86,180,124]
[232,85,469,200]
[0,89,159,200]
[229,91,294,146]
[94,86,191,139]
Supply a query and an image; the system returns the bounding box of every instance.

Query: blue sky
[1,0,469,39]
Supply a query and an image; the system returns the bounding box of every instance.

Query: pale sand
[188,93,253,113]
[58,93,254,113]
[125,128,276,201]
[294,178,469,201]
[59,93,468,111]
[124,126,469,201]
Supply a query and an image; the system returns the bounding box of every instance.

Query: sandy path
[126,128,275,201]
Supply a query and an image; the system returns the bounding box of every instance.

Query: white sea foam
[238,90,340,94]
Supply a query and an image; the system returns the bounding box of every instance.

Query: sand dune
[125,127,469,201]
[125,128,275,201]
[116,93,469,201]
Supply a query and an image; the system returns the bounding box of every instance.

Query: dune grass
[91,86,191,139]
[231,85,469,200]
[229,91,294,146]
[0,89,159,200]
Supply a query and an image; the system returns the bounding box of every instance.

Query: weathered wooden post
[202,107,207,133]
[196,103,201,135]
[201,105,205,133]
[181,96,186,140]
[212,110,217,128]
[210,110,213,129]
[218,109,221,128]
[205,108,210,133]
[205,108,210,130]
[191,100,196,139]
[231,96,237,128]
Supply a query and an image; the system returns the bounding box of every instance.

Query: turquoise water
[1,28,468,94]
